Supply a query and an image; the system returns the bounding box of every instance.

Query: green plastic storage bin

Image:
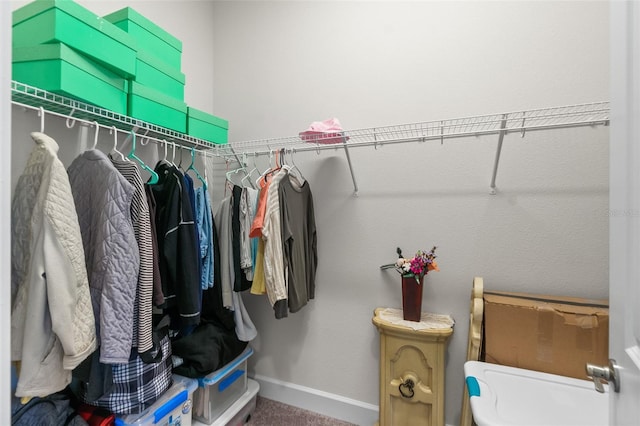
[187,107,229,145]
[13,43,128,114]
[135,50,185,101]
[12,0,137,78]
[129,81,187,133]
[103,7,182,71]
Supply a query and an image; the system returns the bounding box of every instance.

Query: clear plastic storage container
[192,346,253,425]
[115,376,198,426]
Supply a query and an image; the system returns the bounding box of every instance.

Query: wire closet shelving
[10,80,609,195]
[224,101,610,195]
[10,80,227,153]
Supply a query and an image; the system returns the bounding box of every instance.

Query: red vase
[402,274,424,321]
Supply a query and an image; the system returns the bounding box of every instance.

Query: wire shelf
[228,101,610,156]
[11,79,609,195]
[10,80,221,151]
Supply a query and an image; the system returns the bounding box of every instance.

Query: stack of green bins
[12,0,137,114]
[187,107,229,145]
[103,7,188,133]
[104,7,229,143]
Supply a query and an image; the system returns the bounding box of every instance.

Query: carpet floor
[246,396,358,426]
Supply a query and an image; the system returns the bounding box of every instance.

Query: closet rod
[12,99,222,160]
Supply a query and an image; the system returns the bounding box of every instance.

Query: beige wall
[209,2,609,425]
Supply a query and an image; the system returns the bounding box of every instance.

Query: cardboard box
[482,290,609,380]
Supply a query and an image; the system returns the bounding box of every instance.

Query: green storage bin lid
[130,81,187,112]
[13,0,136,48]
[188,107,229,130]
[103,7,182,51]
[137,50,185,84]
[12,43,126,91]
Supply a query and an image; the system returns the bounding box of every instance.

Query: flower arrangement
[394,246,439,282]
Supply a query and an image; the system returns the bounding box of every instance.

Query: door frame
[609,1,640,424]
[1,0,12,423]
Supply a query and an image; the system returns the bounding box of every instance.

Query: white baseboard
[251,374,379,426]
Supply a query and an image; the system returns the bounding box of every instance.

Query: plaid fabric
[76,403,115,426]
[82,334,172,415]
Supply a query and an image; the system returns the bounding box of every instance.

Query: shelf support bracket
[342,136,359,196]
[489,115,508,195]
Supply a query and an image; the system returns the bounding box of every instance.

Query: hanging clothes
[232,185,252,292]
[214,196,234,308]
[67,148,139,364]
[261,169,290,319]
[195,186,214,290]
[213,188,257,341]
[144,185,165,307]
[279,174,318,312]
[240,187,258,281]
[109,155,155,356]
[250,176,271,295]
[183,172,202,291]
[250,239,267,295]
[11,132,97,398]
[149,161,201,329]
[239,188,252,279]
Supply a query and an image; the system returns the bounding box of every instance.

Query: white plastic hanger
[91,121,99,150]
[39,107,45,133]
[65,107,76,129]
[171,141,177,167]
[286,148,305,184]
[110,126,128,161]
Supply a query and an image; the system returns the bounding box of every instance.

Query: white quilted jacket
[11,133,97,397]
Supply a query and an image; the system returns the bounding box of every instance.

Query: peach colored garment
[249,175,271,238]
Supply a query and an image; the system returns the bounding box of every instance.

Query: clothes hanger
[177,145,184,169]
[256,150,274,184]
[156,139,170,167]
[110,126,127,161]
[127,130,159,184]
[65,107,77,129]
[171,141,178,167]
[286,148,305,184]
[91,121,99,150]
[241,161,260,188]
[257,149,283,184]
[39,107,45,133]
[225,159,250,187]
[186,147,207,190]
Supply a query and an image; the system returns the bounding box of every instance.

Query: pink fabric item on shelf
[299,118,350,145]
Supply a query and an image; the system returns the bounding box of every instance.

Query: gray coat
[67,149,139,364]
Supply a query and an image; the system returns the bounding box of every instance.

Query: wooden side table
[372,307,454,426]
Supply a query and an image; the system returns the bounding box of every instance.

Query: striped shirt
[109,156,154,354]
